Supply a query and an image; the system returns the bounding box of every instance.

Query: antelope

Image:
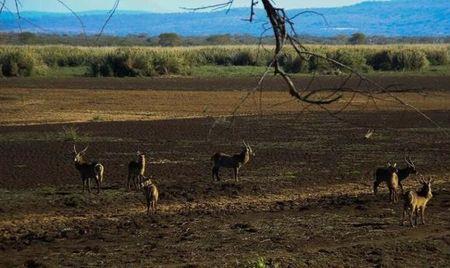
[139,178,159,214]
[373,158,416,194]
[211,141,255,182]
[127,151,146,190]
[386,164,400,203]
[73,145,104,193]
[373,162,397,194]
[402,176,434,227]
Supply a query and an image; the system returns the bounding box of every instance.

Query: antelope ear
[393,163,397,167]
[387,162,392,167]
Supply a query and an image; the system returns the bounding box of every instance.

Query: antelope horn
[73,144,78,154]
[409,157,415,168]
[80,146,89,154]
[405,156,413,167]
[243,140,248,148]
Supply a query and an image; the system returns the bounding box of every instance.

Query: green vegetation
[0,44,448,78]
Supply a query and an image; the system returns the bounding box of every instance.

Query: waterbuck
[73,145,104,193]
[373,157,416,194]
[139,178,159,214]
[211,141,255,182]
[402,176,433,227]
[386,164,400,203]
[127,151,146,190]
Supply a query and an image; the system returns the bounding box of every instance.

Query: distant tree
[18,32,36,43]
[158,33,182,47]
[348,32,367,45]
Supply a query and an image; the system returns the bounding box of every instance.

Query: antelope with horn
[402,176,434,227]
[211,141,255,182]
[373,157,417,195]
[73,145,105,193]
[127,151,146,190]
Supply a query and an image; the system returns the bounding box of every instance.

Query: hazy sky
[5,0,370,13]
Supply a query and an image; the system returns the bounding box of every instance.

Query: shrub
[233,50,263,66]
[328,49,368,71]
[424,48,448,65]
[0,50,38,77]
[153,52,189,75]
[283,55,309,73]
[89,49,154,77]
[366,50,394,71]
[392,49,429,71]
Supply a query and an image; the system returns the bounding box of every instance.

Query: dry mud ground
[0,78,450,267]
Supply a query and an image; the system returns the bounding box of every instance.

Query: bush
[0,50,38,77]
[424,48,448,65]
[153,52,189,75]
[90,49,154,77]
[283,55,309,73]
[233,50,262,66]
[328,49,368,71]
[392,49,429,71]
[367,49,428,71]
[366,50,394,70]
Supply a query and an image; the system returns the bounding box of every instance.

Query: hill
[0,0,448,36]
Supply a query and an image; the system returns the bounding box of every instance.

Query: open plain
[1,76,450,267]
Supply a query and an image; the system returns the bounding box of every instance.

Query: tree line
[0,32,449,47]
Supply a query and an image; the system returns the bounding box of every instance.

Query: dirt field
[1,77,450,267]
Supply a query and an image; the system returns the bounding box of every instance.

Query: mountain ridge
[0,0,448,36]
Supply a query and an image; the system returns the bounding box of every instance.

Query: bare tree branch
[95,0,120,42]
[56,0,87,39]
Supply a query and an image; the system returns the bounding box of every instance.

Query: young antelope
[139,178,159,214]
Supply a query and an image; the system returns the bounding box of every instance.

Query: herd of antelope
[73,144,433,227]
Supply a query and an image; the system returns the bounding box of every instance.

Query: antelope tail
[95,163,104,182]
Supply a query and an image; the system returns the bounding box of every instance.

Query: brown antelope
[402,176,434,227]
[211,141,255,182]
[73,145,104,193]
[139,178,159,214]
[127,151,146,190]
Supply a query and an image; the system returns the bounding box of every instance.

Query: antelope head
[387,162,398,174]
[243,140,255,157]
[418,175,433,194]
[73,145,88,163]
